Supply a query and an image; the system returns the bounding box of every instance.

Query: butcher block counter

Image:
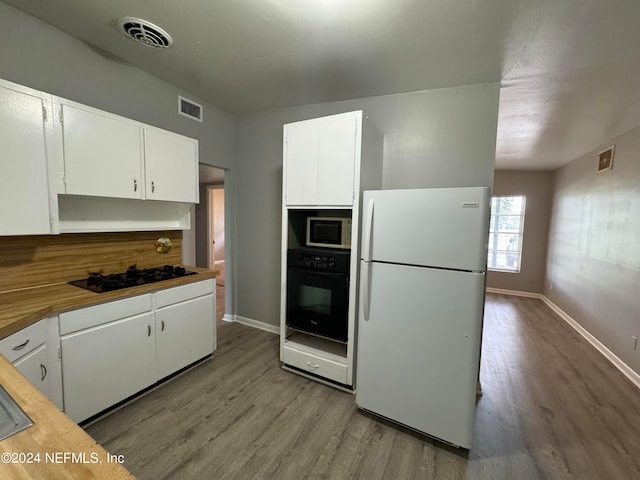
[0,266,217,339]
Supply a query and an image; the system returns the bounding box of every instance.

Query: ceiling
[6,0,640,170]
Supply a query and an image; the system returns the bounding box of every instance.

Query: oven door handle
[289,267,346,279]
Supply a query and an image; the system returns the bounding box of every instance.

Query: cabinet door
[61,312,155,423]
[0,86,51,235]
[62,104,143,199]
[155,294,214,380]
[316,115,357,206]
[284,121,319,205]
[144,128,198,203]
[13,344,63,410]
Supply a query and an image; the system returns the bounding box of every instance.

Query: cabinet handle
[134,179,138,192]
[147,325,151,337]
[40,364,47,381]
[161,320,165,332]
[306,361,320,370]
[151,181,155,193]
[11,339,29,351]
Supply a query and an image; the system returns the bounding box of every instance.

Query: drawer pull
[11,339,29,351]
[147,325,151,337]
[133,179,138,192]
[40,364,47,381]
[306,361,320,369]
[161,320,165,332]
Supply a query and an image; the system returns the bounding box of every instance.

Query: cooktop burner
[68,265,197,293]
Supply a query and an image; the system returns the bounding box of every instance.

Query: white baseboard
[485,287,543,299]
[540,296,640,390]
[221,313,234,323]
[487,288,640,390]
[233,315,280,335]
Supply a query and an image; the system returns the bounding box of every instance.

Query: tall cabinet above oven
[279,110,383,390]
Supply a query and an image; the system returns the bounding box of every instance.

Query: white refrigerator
[356,186,491,449]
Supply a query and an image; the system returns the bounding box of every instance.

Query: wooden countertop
[0,266,218,339]
[0,354,135,479]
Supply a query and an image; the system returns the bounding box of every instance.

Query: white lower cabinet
[60,311,156,423]
[0,317,63,410]
[155,280,215,380]
[13,345,61,408]
[58,279,215,423]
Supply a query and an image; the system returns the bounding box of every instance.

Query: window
[487,196,526,272]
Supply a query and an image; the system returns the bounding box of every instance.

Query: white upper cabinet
[59,101,198,204]
[1,77,200,234]
[144,128,198,203]
[0,85,52,235]
[284,111,358,206]
[316,114,357,206]
[61,104,144,200]
[284,121,319,205]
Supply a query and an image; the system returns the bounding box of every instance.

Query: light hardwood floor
[85,293,640,479]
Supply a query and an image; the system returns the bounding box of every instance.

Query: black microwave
[306,217,352,249]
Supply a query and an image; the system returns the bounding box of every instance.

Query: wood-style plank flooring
[85,293,640,479]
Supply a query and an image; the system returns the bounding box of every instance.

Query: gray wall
[545,126,640,375]
[0,1,234,170]
[233,83,499,326]
[487,170,553,293]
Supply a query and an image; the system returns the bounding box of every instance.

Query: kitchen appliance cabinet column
[0,82,54,235]
[280,110,383,390]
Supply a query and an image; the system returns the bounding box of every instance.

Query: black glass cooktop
[68,265,197,293]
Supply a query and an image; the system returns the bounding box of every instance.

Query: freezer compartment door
[356,261,485,448]
[362,187,490,271]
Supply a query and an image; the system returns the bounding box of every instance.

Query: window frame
[487,195,526,273]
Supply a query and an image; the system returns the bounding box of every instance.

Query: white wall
[233,83,500,326]
[545,126,640,376]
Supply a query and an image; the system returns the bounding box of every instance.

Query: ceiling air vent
[178,96,203,122]
[118,17,173,49]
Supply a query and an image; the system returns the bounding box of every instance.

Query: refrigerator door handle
[362,198,375,262]
[362,261,372,321]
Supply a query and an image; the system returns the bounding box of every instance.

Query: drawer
[283,345,348,385]
[155,279,214,309]
[59,294,152,335]
[0,319,47,363]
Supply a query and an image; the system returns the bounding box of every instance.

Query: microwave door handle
[362,198,375,262]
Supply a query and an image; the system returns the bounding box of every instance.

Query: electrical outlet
[633,336,638,351]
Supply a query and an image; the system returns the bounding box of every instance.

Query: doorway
[196,164,226,326]
[209,187,225,278]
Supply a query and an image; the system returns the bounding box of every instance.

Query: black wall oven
[286,247,350,342]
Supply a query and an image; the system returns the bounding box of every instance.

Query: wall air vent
[178,96,203,122]
[118,17,173,49]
